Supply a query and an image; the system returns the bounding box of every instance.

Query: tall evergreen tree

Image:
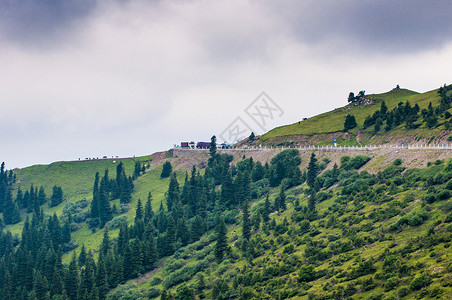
[50,186,63,207]
[135,199,143,223]
[144,192,154,223]
[98,177,112,227]
[262,194,271,224]
[160,161,173,179]
[91,172,100,219]
[307,153,319,189]
[38,186,46,205]
[214,217,228,263]
[210,135,217,158]
[3,189,21,225]
[242,199,251,242]
[166,173,180,212]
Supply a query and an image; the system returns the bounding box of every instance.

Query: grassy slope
[4,156,174,258]
[259,88,445,145]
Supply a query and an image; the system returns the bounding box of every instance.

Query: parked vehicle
[220,143,230,149]
[196,142,210,149]
[181,142,190,149]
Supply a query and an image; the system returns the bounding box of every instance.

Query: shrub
[393,158,402,166]
[410,274,431,290]
[398,286,410,298]
[298,265,315,282]
[437,189,451,200]
[146,288,161,299]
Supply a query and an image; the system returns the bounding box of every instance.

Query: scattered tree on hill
[214,216,228,262]
[242,199,251,244]
[348,92,355,103]
[50,185,63,207]
[249,132,255,141]
[307,153,319,189]
[344,114,357,131]
[161,161,173,178]
[210,135,217,158]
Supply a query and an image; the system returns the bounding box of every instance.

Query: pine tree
[277,185,286,211]
[160,161,173,178]
[3,189,21,224]
[344,114,357,131]
[221,171,234,208]
[100,229,110,256]
[98,177,112,227]
[91,172,100,219]
[96,257,108,300]
[133,161,142,179]
[65,253,79,300]
[38,186,46,205]
[166,173,180,211]
[135,199,143,223]
[307,153,319,189]
[50,185,63,207]
[262,194,271,223]
[78,244,87,267]
[214,216,228,262]
[242,199,251,242]
[144,192,153,223]
[210,135,217,157]
[308,193,316,212]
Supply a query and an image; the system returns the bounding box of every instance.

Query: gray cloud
[0,0,97,46]
[268,0,452,54]
[1,0,452,168]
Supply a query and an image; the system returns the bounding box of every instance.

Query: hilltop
[256,87,451,147]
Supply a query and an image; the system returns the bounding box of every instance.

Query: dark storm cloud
[268,0,452,54]
[0,0,97,45]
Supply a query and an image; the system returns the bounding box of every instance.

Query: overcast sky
[1,0,452,168]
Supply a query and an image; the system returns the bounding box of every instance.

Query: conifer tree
[38,186,46,205]
[210,135,217,158]
[220,170,234,208]
[242,199,251,242]
[277,185,286,212]
[78,244,87,267]
[3,189,21,224]
[214,216,228,262]
[133,161,142,179]
[308,193,317,212]
[262,194,271,224]
[166,173,180,211]
[100,229,110,257]
[65,253,79,300]
[98,177,112,227]
[135,199,143,223]
[144,192,153,223]
[160,161,173,178]
[91,172,100,219]
[96,256,108,300]
[50,185,63,207]
[307,153,319,189]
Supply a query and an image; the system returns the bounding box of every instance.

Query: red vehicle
[196,142,210,149]
[181,142,190,148]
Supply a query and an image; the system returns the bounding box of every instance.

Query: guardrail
[173,144,452,152]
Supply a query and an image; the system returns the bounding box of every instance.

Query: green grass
[261,88,422,140]
[258,88,448,148]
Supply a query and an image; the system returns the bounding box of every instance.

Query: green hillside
[105,151,452,300]
[2,85,452,300]
[258,87,450,146]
